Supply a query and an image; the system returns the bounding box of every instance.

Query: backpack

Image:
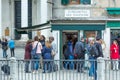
[89,45,98,58]
[31,43,38,55]
[94,43,103,57]
[1,64,10,75]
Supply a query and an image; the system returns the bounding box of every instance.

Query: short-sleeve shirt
[33,41,42,54]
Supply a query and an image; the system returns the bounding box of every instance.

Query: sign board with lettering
[65,10,90,17]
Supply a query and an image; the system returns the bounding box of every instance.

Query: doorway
[62,32,78,59]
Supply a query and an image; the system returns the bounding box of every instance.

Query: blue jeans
[89,57,97,80]
[77,59,84,72]
[3,49,7,58]
[31,54,41,71]
[43,60,52,72]
[64,55,74,70]
[25,61,30,72]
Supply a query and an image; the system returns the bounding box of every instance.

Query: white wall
[41,28,52,40]
[2,0,10,38]
[0,0,2,38]
[40,0,47,23]
[32,0,50,39]
[9,0,15,39]
[47,0,52,20]
[1,0,15,39]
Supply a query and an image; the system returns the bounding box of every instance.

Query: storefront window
[110,30,120,44]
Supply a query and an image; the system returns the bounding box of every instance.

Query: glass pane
[61,0,69,5]
[81,0,91,4]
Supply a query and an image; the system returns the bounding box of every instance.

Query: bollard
[10,57,17,80]
[97,57,105,80]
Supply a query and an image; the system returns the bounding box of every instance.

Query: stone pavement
[0,47,25,60]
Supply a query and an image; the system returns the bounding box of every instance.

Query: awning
[107,21,120,28]
[15,21,50,32]
[61,0,69,5]
[52,24,105,30]
[106,8,120,15]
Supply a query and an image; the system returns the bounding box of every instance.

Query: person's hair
[113,40,118,45]
[5,38,7,42]
[42,35,45,40]
[34,36,39,41]
[90,39,95,46]
[49,36,54,41]
[45,41,51,48]
[26,40,32,44]
[100,39,105,44]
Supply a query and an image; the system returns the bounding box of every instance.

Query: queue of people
[24,35,56,73]
[62,36,120,80]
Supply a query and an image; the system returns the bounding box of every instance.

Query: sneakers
[89,77,94,80]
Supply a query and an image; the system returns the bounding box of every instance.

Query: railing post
[97,57,105,80]
[10,57,17,80]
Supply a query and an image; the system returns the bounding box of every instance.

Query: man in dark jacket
[93,37,103,80]
[74,37,85,72]
[94,37,103,58]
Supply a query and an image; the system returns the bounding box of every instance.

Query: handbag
[3,46,8,50]
[31,42,38,55]
[51,50,56,56]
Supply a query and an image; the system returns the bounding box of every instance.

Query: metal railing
[0,58,120,80]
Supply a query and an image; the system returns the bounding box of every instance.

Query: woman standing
[100,39,106,58]
[1,38,8,58]
[110,40,119,70]
[31,36,42,73]
[24,40,32,73]
[88,39,98,80]
[42,41,52,73]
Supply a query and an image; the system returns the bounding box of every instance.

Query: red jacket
[24,44,31,59]
[110,44,119,59]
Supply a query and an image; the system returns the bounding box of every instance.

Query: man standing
[8,39,15,57]
[49,36,58,71]
[93,36,103,80]
[49,36,57,58]
[94,37,103,58]
[74,37,85,73]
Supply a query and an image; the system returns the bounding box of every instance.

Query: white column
[97,57,105,80]
[52,31,59,60]
[10,57,17,80]
[0,0,2,38]
[21,0,28,41]
[80,30,84,37]
[104,28,110,58]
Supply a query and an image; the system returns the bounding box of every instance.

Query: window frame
[69,0,80,4]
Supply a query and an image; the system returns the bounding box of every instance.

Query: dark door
[28,0,32,39]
